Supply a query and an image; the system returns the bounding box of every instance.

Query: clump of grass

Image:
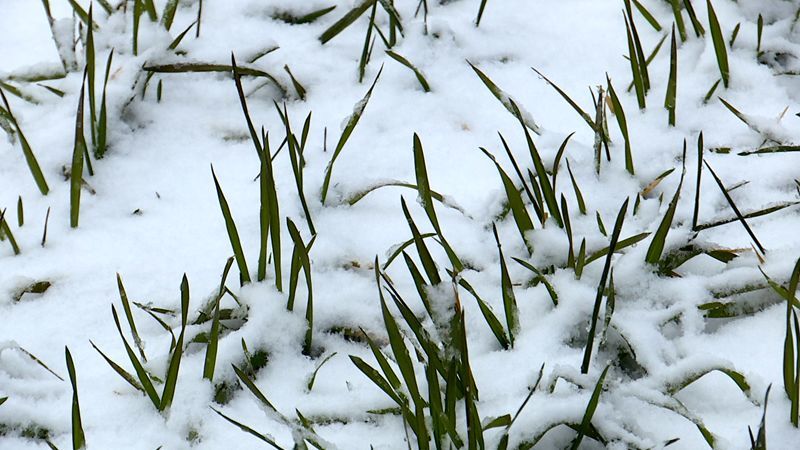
[93,275,191,412]
[231,55,282,288]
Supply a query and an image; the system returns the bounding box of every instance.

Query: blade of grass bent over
[386,51,430,92]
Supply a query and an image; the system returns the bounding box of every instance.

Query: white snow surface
[1,0,800,449]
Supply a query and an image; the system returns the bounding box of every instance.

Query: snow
[2,0,800,448]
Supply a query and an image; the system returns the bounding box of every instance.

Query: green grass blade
[570,365,609,450]
[111,305,160,407]
[493,224,519,347]
[202,288,222,381]
[633,0,662,31]
[566,160,587,215]
[0,88,49,195]
[358,1,377,83]
[307,352,337,392]
[67,0,95,28]
[70,73,88,228]
[386,51,430,92]
[707,0,729,87]
[669,0,688,41]
[606,76,634,175]
[95,50,113,159]
[319,0,376,44]
[65,347,86,450]
[349,355,404,406]
[283,65,307,100]
[231,363,279,412]
[401,197,441,285]
[0,210,20,255]
[481,148,534,253]
[117,274,147,362]
[211,408,285,450]
[161,0,179,30]
[531,67,597,133]
[665,26,678,126]
[456,276,511,349]
[703,161,765,254]
[582,199,628,374]
[90,340,145,392]
[287,219,315,355]
[321,67,382,203]
[683,0,705,37]
[624,13,646,109]
[413,134,463,272]
[511,100,563,227]
[167,20,198,51]
[159,275,189,411]
[16,196,23,227]
[692,132,703,230]
[276,5,337,25]
[476,0,489,26]
[513,258,558,306]
[468,61,541,134]
[645,146,685,265]
[211,166,251,285]
[499,133,543,222]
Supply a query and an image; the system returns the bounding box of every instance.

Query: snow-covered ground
[2,0,800,448]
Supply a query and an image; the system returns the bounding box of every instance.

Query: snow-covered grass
[2,0,800,448]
